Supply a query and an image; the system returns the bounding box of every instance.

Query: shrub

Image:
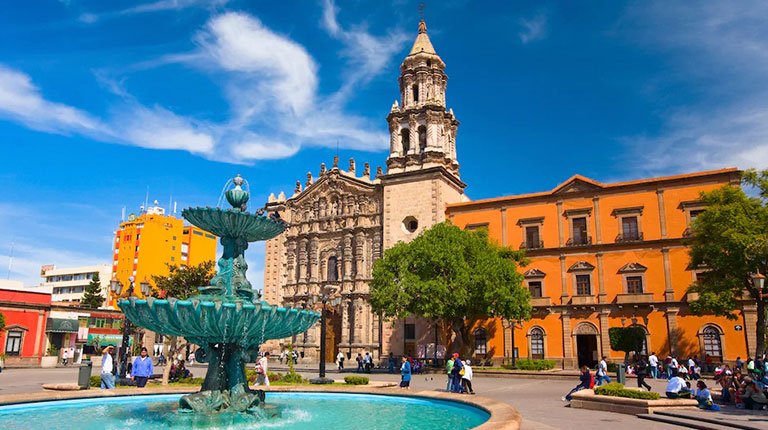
[594,382,660,400]
[177,377,204,385]
[267,371,280,382]
[90,375,100,387]
[505,359,556,371]
[280,371,306,384]
[344,376,369,385]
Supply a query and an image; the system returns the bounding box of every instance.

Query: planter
[570,389,698,415]
[41,356,59,368]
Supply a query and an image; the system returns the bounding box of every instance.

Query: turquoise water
[0,393,489,430]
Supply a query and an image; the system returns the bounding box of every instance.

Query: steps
[637,410,765,430]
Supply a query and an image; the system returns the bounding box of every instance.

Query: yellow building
[109,202,217,307]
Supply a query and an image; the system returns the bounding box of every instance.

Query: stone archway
[572,322,600,369]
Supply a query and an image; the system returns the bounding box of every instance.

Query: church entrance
[324,310,342,363]
[576,335,598,369]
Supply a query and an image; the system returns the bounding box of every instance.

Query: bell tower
[386,19,460,176]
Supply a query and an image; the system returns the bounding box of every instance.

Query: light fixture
[752,271,766,291]
[140,280,151,297]
[110,279,122,295]
[621,318,627,326]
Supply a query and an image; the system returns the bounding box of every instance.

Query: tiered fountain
[118,175,320,413]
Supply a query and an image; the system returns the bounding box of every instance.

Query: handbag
[459,368,465,376]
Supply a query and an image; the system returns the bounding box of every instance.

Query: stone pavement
[1,366,766,429]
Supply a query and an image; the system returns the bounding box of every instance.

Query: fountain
[118,175,320,413]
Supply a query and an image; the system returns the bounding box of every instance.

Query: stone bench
[570,389,699,415]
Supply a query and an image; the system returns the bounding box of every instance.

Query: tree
[150,260,215,385]
[687,168,768,357]
[369,222,531,357]
[609,326,646,365]
[0,311,5,332]
[80,273,105,308]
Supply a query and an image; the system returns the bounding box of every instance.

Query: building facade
[42,264,112,307]
[262,19,466,361]
[0,280,50,367]
[109,201,217,306]
[446,169,752,368]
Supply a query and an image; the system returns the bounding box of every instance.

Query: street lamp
[139,280,152,298]
[307,286,341,384]
[752,270,766,291]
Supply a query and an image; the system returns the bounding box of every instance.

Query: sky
[1,0,767,288]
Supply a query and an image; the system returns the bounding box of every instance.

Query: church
[263,19,753,367]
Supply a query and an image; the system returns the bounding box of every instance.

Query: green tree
[0,310,5,332]
[150,260,215,385]
[80,272,105,308]
[608,326,646,365]
[369,222,531,357]
[687,168,768,357]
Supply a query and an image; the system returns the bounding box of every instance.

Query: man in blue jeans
[596,356,611,386]
[100,345,116,389]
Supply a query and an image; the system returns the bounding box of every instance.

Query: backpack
[589,373,596,389]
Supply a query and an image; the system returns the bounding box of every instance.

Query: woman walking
[400,356,412,390]
[462,360,475,394]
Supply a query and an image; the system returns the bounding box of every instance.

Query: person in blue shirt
[450,353,465,393]
[131,347,154,388]
[400,356,412,390]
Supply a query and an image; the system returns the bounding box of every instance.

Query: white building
[42,264,112,307]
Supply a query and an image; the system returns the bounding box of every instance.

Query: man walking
[336,351,345,370]
[255,352,271,386]
[648,352,659,379]
[131,347,153,388]
[356,353,363,373]
[596,356,611,386]
[100,345,115,389]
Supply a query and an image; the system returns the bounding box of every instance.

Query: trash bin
[78,361,93,390]
[616,363,626,385]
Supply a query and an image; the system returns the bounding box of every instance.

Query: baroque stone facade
[263,19,467,361]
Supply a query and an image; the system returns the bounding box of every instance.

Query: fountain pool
[0,392,490,430]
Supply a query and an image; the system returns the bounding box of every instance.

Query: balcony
[565,236,592,247]
[520,240,545,250]
[571,295,596,305]
[530,297,552,307]
[615,293,655,304]
[615,232,644,243]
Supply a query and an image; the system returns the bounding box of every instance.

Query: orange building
[446,168,756,369]
[109,202,217,307]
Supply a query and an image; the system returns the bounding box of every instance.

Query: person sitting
[563,366,593,402]
[678,364,689,380]
[740,377,768,410]
[665,371,692,399]
[694,381,720,411]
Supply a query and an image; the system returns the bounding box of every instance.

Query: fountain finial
[225,174,250,211]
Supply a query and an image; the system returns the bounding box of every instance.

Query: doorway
[324,311,342,363]
[576,334,598,368]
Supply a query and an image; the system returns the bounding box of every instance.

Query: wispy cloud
[621,0,768,174]
[518,13,548,44]
[80,0,229,23]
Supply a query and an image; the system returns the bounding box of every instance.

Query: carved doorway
[573,322,600,369]
[324,310,342,363]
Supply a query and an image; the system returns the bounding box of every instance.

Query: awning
[46,318,79,333]
[86,333,131,346]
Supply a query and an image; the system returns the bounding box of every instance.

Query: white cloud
[518,13,547,44]
[80,0,230,23]
[230,133,300,160]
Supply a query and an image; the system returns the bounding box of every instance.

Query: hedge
[344,376,369,385]
[594,382,660,400]
[503,359,557,371]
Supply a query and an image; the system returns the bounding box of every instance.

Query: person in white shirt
[665,371,691,399]
[62,349,69,366]
[100,345,115,389]
[255,352,270,386]
[596,356,611,386]
[336,352,345,370]
[461,360,475,394]
[648,352,659,378]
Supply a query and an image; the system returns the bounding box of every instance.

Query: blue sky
[1,0,766,287]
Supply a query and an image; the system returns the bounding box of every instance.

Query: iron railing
[615,232,644,243]
[565,236,592,247]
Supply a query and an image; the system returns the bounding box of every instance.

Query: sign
[735,325,743,331]
[40,264,55,276]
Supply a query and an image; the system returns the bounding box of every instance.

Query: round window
[403,216,418,233]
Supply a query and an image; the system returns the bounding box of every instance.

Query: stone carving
[618,262,648,273]
[568,261,596,272]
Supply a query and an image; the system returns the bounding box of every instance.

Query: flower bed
[594,382,660,400]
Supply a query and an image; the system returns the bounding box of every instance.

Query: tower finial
[419,3,425,19]
[418,19,427,34]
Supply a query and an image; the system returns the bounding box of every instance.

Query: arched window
[327,256,338,282]
[530,328,544,359]
[412,84,419,103]
[418,125,427,152]
[401,128,410,154]
[473,327,487,355]
[703,326,722,359]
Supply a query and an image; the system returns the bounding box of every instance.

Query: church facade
[262,19,466,361]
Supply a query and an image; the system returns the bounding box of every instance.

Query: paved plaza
[4,366,768,429]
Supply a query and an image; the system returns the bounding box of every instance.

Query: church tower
[386,19,460,176]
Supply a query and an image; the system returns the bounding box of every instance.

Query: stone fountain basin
[181,207,285,241]
[118,298,320,347]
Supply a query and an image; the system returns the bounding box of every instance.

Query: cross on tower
[418,3,425,19]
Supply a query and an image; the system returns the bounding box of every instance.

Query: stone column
[665,306,680,356]
[343,234,353,281]
[500,208,508,246]
[560,255,568,303]
[562,312,573,369]
[662,248,674,301]
[408,117,418,155]
[743,302,758,356]
[355,231,365,280]
[592,197,602,245]
[298,238,308,283]
[389,119,401,156]
[656,189,667,239]
[557,201,564,247]
[596,252,607,304]
[341,298,351,345]
[286,241,297,285]
[309,237,319,283]
[599,310,611,357]
[352,298,363,344]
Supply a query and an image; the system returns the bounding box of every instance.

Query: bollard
[616,363,626,385]
[78,360,93,389]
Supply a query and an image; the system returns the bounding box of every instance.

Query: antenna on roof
[121,206,126,222]
[418,3,425,19]
[144,186,149,213]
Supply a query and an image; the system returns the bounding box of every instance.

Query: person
[62,349,68,366]
[678,364,689,380]
[100,345,116,389]
[279,350,285,365]
[399,356,411,390]
[665,371,691,399]
[131,347,154,388]
[255,352,270,386]
[356,353,363,372]
[694,381,720,410]
[705,354,714,373]
[741,377,768,410]
[563,366,593,401]
[446,356,455,392]
[648,352,659,379]
[157,354,166,366]
[635,354,652,391]
[690,362,701,380]
[388,353,396,374]
[450,353,464,393]
[337,351,345,370]
[363,352,373,373]
[596,356,610,386]
[292,350,298,364]
[461,360,475,394]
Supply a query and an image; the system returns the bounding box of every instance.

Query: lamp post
[753,270,766,293]
[307,286,341,384]
[111,277,135,383]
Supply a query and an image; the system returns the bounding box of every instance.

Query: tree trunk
[756,299,766,358]
[451,319,474,359]
[162,336,179,386]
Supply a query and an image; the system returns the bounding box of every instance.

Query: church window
[412,84,419,103]
[418,125,427,152]
[403,216,418,233]
[401,128,410,153]
[327,256,338,282]
[426,60,431,67]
